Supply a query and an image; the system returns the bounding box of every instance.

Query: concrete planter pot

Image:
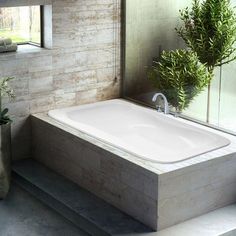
[0,123,11,199]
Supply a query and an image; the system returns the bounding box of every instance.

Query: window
[0,6,42,46]
[123,0,236,135]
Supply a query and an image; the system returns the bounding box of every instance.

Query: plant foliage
[0,77,14,125]
[176,0,236,71]
[148,0,236,112]
[148,49,212,111]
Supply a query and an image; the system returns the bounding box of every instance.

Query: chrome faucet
[152,93,169,114]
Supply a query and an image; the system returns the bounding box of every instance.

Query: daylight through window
[0,6,41,45]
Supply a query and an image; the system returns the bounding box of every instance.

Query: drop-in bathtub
[48,99,230,164]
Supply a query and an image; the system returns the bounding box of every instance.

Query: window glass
[0,6,41,45]
[124,0,236,135]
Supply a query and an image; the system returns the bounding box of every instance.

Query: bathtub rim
[32,107,236,175]
[47,99,231,164]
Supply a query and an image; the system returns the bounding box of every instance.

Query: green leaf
[176,0,236,69]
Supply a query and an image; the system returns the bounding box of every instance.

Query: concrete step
[12,159,152,236]
[118,205,236,236]
[12,158,236,236]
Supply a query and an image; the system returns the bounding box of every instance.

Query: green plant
[176,0,236,72]
[176,0,236,120]
[148,0,236,114]
[0,77,14,125]
[148,49,211,112]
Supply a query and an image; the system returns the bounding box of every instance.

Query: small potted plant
[0,77,14,199]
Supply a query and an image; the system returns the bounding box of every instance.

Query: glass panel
[209,0,236,134]
[208,68,221,126]
[183,67,221,124]
[0,6,41,45]
[218,57,236,133]
[124,0,208,121]
[124,0,189,103]
[182,89,208,122]
[124,0,236,135]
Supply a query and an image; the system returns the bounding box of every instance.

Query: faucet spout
[152,93,169,114]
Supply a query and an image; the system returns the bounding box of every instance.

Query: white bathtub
[48,99,230,163]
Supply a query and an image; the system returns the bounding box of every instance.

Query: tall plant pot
[0,123,11,199]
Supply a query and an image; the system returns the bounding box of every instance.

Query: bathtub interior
[48,99,230,164]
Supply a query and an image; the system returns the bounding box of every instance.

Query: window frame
[1,5,44,48]
[40,5,44,48]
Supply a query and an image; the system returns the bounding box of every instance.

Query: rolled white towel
[6,43,17,52]
[0,43,17,53]
[0,38,12,46]
[0,46,6,52]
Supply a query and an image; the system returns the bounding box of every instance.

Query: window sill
[0,44,51,60]
[16,44,44,53]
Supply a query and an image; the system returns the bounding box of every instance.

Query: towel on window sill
[0,38,13,46]
[0,43,18,53]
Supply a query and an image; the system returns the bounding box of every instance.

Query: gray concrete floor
[0,183,89,236]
